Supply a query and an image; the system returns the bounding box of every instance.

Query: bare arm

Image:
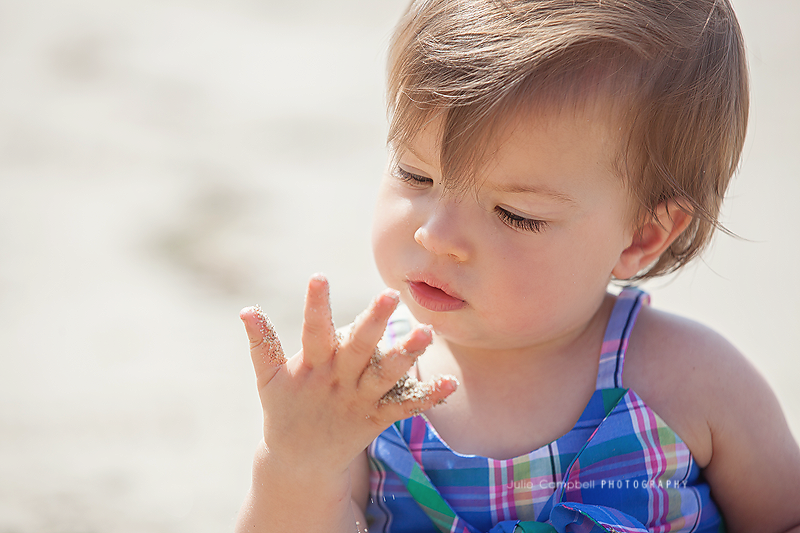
[627,308,800,532]
[235,442,361,532]
[234,275,456,532]
[691,330,800,532]
[351,449,372,533]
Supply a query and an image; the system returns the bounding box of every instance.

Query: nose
[414,197,470,262]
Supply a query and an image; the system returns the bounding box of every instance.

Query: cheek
[371,184,411,283]
[371,221,396,274]
[486,223,615,299]
[479,240,559,312]
[582,209,632,267]
[553,212,631,287]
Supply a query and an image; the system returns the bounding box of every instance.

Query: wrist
[252,440,352,500]
[237,442,358,533]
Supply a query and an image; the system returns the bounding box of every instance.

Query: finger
[240,305,286,389]
[358,324,433,396]
[375,374,458,422]
[335,288,400,383]
[300,273,337,367]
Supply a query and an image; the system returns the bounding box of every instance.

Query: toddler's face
[372,109,636,351]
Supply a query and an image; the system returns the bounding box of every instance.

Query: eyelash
[394,166,548,234]
[495,207,549,233]
[394,167,432,187]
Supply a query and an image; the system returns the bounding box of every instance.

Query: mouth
[407,278,467,312]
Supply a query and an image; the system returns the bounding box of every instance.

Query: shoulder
[624,304,800,531]
[623,304,751,463]
[623,304,769,464]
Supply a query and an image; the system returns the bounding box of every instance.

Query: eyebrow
[396,144,437,170]
[493,183,577,204]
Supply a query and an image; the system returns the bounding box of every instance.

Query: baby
[235,1,800,531]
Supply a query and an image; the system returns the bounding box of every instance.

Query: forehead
[398,103,623,185]
[493,105,621,174]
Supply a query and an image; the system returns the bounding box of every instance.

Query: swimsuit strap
[595,287,650,390]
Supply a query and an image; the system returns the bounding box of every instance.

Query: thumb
[240,305,287,389]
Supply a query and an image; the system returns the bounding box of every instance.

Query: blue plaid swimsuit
[366,288,724,533]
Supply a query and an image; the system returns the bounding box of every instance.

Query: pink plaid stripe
[409,416,428,466]
[488,459,514,522]
[628,393,675,527]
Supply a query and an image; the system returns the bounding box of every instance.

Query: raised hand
[239,274,457,477]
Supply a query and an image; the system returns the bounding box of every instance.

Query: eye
[393,166,433,188]
[495,206,548,233]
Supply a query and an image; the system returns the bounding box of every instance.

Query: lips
[407,278,467,312]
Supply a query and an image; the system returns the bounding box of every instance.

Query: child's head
[386,0,748,280]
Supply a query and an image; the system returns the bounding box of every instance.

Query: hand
[240,274,457,478]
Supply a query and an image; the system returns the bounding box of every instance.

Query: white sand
[0,0,797,531]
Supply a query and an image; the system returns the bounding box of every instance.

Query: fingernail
[407,325,433,348]
[239,306,257,322]
[382,289,400,304]
[371,289,399,309]
[436,375,459,393]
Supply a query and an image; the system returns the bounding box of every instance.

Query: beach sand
[0,0,797,531]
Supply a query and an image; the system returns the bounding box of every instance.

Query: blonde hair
[387,0,749,280]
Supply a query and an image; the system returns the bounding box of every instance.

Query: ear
[612,200,693,280]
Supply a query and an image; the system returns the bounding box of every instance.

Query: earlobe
[612,200,693,280]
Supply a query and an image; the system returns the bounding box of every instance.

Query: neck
[415,294,617,459]
[420,294,615,393]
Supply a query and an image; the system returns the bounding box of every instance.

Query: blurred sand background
[0,0,797,531]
